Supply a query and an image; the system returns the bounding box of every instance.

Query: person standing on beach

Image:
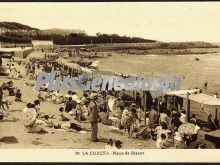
[214,93,218,98]
[0,55,2,66]
[135,92,142,108]
[9,63,17,78]
[149,105,158,127]
[204,80,208,90]
[25,63,31,76]
[88,93,99,142]
[0,87,3,110]
[31,63,36,75]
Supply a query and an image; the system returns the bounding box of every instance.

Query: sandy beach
[0,57,157,149]
[0,50,219,149]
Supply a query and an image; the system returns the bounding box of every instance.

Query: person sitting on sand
[23,103,52,134]
[16,71,23,79]
[156,121,171,140]
[65,97,77,115]
[2,81,15,96]
[174,132,188,149]
[179,109,187,124]
[33,99,44,118]
[49,108,84,133]
[71,91,79,101]
[38,89,50,102]
[105,139,116,149]
[156,133,167,149]
[15,89,22,102]
[28,71,35,80]
[36,114,55,128]
[64,91,72,102]
[0,103,18,122]
[37,90,45,102]
[171,108,181,131]
[159,109,170,125]
[115,140,123,149]
[52,91,64,104]
[99,109,112,126]
[190,114,197,124]
[34,100,41,112]
[58,107,70,121]
[54,122,83,132]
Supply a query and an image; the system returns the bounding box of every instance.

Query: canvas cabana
[163,89,220,121]
[57,58,83,75]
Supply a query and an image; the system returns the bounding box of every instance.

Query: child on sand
[15,89,22,102]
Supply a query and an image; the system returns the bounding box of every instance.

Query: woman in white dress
[6,63,10,75]
[9,63,17,78]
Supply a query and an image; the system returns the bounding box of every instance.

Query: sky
[0,2,220,42]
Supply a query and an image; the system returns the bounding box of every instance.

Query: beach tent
[163,89,200,96]
[81,67,92,73]
[163,89,220,121]
[163,89,220,106]
[57,58,83,73]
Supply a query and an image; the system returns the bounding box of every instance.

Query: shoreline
[98,48,220,56]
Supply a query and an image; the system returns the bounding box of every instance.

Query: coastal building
[31,40,54,50]
[0,47,33,58]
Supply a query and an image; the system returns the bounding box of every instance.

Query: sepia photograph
[0,2,220,153]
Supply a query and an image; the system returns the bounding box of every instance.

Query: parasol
[178,123,195,136]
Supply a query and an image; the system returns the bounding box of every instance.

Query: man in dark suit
[88,92,99,142]
[149,105,158,127]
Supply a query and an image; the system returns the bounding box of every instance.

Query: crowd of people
[0,53,219,149]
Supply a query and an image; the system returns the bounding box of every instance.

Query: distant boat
[195,57,200,61]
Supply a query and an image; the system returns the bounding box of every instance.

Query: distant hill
[166,41,219,48]
[40,28,86,36]
[211,42,220,47]
[0,22,39,43]
[0,22,217,48]
[0,22,39,31]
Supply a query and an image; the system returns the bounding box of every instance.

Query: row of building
[0,40,54,58]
